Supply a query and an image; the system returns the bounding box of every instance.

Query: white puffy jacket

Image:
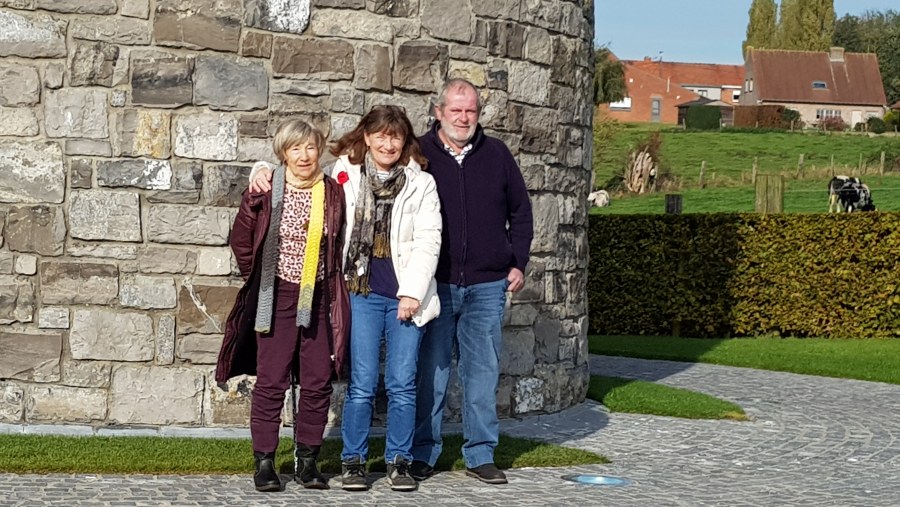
[329,155,442,327]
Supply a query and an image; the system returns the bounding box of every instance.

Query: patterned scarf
[255,165,326,332]
[345,153,406,295]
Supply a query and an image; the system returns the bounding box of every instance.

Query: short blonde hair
[272,119,326,163]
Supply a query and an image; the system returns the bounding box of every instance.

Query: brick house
[628,58,745,105]
[602,62,699,124]
[601,56,744,124]
[740,47,887,127]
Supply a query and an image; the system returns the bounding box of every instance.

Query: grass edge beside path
[589,335,900,385]
[0,434,607,475]
[588,376,748,421]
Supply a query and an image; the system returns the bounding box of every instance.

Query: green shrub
[867,117,887,134]
[781,108,801,126]
[588,213,900,338]
[684,106,721,130]
[884,110,899,129]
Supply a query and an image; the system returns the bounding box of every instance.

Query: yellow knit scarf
[295,179,325,327]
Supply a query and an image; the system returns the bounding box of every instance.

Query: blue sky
[595,0,898,64]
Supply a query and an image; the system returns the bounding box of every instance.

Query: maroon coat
[215,177,350,384]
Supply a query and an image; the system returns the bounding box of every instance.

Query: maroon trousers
[251,277,333,453]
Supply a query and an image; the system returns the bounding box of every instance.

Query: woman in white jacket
[250,105,441,492]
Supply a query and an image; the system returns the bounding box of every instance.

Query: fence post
[665,194,682,214]
[881,151,886,176]
[752,156,758,184]
[796,153,805,178]
[830,154,835,176]
[755,174,784,214]
[698,161,706,188]
[859,153,864,174]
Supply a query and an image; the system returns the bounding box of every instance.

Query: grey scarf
[254,165,286,334]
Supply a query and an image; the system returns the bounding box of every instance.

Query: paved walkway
[3,355,899,506]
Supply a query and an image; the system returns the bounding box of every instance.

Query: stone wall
[0,0,594,428]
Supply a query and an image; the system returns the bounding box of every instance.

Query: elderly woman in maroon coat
[215,119,350,492]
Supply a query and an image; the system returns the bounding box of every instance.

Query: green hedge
[588,213,900,338]
[684,105,721,130]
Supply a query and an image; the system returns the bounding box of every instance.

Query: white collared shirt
[442,142,472,167]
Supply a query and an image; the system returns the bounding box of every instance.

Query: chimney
[829,47,845,62]
[643,56,652,62]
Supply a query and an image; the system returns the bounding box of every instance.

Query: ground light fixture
[560,474,631,486]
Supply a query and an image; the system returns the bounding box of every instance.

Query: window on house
[697,89,708,97]
[749,79,754,92]
[609,97,632,111]
[812,81,828,90]
[733,90,741,101]
[816,109,842,119]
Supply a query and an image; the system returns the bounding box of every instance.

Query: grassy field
[595,121,900,185]
[589,335,900,385]
[0,434,607,474]
[588,376,747,421]
[593,121,900,214]
[591,174,900,214]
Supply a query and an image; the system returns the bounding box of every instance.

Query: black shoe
[294,443,329,489]
[409,460,434,481]
[340,457,368,491]
[465,463,508,485]
[253,452,281,492]
[386,457,418,492]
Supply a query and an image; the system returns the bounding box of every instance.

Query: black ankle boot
[253,451,281,492]
[295,443,329,489]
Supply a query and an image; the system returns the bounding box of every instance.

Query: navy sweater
[420,124,534,286]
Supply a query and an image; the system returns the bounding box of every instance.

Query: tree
[593,47,627,105]
[777,0,804,49]
[777,0,835,51]
[803,0,835,51]
[743,0,778,54]
[833,14,862,51]
[832,10,900,105]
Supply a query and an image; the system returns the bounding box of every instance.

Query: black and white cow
[828,176,876,213]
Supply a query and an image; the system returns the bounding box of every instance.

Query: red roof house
[628,58,745,104]
[600,62,700,124]
[601,56,745,124]
[740,47,887,126]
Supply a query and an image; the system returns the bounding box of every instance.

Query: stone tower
[0,0,595,428]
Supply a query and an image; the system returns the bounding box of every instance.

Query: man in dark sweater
[410,79,534,485]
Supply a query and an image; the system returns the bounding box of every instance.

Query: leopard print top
[276,186,326,284]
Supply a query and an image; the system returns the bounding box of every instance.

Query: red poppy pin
[336,171,350,185]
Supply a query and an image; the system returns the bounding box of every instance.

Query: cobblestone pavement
[2,355,899,506]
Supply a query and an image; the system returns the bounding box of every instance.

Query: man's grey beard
[440,120,476,146]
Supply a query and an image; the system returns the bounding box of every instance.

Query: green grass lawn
[595,123,900,186]
[657,130,899,181]
[591,175,900,214]
[0,434,607,474]
[588,376,747,421]
[589,335,900,385]
[593,122,900,214]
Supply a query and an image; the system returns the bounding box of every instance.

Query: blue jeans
[341,292,424,463]
[412,279,508,469]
